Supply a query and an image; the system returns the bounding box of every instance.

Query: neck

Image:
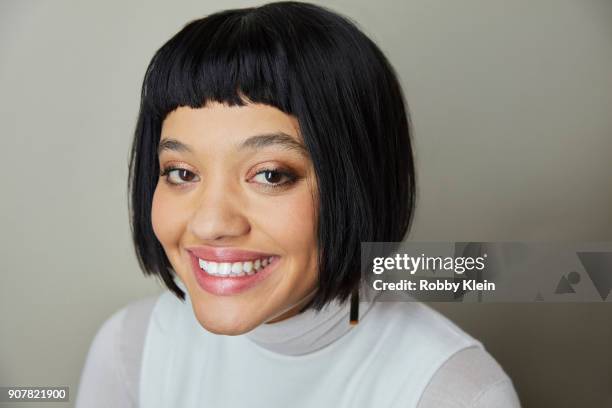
[264,288,318,324]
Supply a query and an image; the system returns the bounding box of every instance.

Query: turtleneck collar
[244,285,379,356]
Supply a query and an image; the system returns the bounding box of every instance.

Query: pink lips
[186,246,280,296]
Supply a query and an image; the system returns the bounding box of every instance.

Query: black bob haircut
[128,1,416,311]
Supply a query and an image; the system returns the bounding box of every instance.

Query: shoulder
[419,346,522,407]
[362,302,521,407]
[117,295,160,373]
[75,295,159,408]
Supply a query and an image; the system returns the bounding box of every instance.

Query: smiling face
[151,102,320,335]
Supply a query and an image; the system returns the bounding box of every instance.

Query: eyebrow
[157,132,309,157]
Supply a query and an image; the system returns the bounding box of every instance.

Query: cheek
[151,184,186,248]
[264,191,318,254]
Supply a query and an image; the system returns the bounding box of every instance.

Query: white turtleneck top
[75,287,521,407]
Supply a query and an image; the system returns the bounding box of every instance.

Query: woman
[76,2,521,407]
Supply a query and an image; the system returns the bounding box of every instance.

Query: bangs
[141,9,293,119]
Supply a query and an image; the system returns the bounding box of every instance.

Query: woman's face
[151,102,319,335]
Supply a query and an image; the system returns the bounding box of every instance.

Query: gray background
[0,0,610,407]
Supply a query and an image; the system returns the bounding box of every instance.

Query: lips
[186,246,280,296]
[186,246,277,263]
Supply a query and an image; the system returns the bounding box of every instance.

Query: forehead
[160,102,301,148]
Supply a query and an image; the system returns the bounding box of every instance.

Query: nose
[187,179,251,242]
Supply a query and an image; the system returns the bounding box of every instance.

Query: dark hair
[128,1,416,311]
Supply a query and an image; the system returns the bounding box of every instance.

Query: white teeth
[198,256,276,276]
[218,263,231,276]
[231,262,243,276]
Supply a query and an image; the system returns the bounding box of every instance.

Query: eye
[160,167,200,186]
[251,168,297,188]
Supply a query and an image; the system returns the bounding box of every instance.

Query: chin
[191,300,263,336]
